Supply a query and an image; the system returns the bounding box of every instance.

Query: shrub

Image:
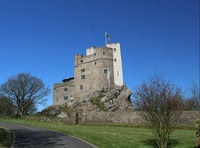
[90,97,106,111]
[196,117,200,147]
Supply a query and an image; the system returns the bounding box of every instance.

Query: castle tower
[53,39,124,106]
[74,46,114,98]
[106,43,124,86]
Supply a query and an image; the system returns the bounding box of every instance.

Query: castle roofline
[62,77,74,83]
[87,46,111,49]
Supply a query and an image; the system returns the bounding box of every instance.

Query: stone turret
[106,43,123,86]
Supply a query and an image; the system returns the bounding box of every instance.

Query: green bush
[0,127,12,148]
[90,97,106,111]
[195,117,200,147]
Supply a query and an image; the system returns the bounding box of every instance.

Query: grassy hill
[0,117,196,148]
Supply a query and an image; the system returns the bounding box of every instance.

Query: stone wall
[39,106,200,125]
[177,111,199,124]
[79,111,199,125]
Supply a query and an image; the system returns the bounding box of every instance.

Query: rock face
[57,112,68,118]
[71,85,133,112]
[39,104,74,116]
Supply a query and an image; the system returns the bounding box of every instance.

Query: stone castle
[53,42,123,106]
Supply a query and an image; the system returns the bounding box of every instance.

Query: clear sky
[0,0,199,111]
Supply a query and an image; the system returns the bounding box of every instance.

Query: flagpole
[105,32,107,45]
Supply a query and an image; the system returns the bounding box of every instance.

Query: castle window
[81,60,83,62]
[104,69,108,74]
[94,53,96,56]
[80,85,83,90]
[81,75,85,79]
[103,52,105,55]
[64,96,68,100]
[64,88,68,91]
[114,58,117,62]
[95,62,96,65]
[56,98,58,102]
[114,48,116,51]
[81,68,85,72]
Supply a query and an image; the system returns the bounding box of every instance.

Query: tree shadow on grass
[140,139,180,148]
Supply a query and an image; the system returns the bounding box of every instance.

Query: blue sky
[0,0,199,110]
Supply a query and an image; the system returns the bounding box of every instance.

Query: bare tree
[134,76,183,148]
[181,98,196,111]
[190,83,200,111]
[0,96,14,116]
[189,83,200,148]
[0,73,50,117]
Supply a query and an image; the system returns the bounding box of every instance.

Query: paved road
[0,122,96,148]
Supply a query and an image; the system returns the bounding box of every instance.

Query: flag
[105,32,111,44]
[105,32,111,38]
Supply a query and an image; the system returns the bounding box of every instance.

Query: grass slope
[0,118,196,148]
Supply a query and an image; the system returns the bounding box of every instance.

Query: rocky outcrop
[38,104,74,116]
[39,85,133,122]
[57,112,68,118]
[72,85,133,112]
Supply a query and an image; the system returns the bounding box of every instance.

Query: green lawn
[0,126,12,148]
[0,118,196,148]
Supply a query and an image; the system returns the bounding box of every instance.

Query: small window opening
[81,75,85,79]
[80,85,83,90]
[64,96,68,100]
